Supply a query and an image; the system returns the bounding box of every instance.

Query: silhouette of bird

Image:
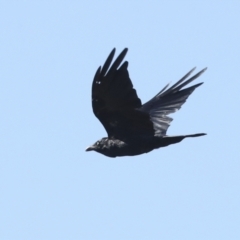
[86,48,206,157]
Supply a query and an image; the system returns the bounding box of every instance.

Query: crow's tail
[157,133,206,148]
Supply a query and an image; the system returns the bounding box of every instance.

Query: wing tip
[93,66,101,83]
[198,67,207,75]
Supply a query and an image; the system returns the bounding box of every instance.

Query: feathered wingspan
[91,48,206,140]
[92,48,149,139]
[140,67,207,136]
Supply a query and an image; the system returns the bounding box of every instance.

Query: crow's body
[86,48,206,157]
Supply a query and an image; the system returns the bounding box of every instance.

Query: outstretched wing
[92,48,154,139]
[140,67,207,136]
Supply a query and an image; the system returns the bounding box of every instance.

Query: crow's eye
[96,141,100,146]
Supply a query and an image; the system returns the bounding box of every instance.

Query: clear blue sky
[0,1,240,239]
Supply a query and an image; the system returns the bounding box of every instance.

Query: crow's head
[86,138,115,157]
[86,138,127,158]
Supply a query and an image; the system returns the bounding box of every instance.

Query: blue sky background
[0,1,240,239]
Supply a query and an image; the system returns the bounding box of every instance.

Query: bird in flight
[86,48,206,157]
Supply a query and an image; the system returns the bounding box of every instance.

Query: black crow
[86,48,206,157]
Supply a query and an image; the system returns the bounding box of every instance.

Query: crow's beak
[85,146,94,151]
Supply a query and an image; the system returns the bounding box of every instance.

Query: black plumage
[86,48,206,157]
